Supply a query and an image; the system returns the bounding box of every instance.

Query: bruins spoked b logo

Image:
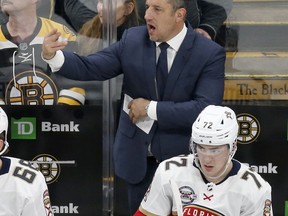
[31,154,76,184]
[237,113,260,144]
[32,154,61,184]
[5,70,58,105]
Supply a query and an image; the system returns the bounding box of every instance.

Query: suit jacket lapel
[144,40,158,100]
[163,25,196,100]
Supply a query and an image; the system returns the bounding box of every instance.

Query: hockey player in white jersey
[134,105,273,216]
[0,107,54,216]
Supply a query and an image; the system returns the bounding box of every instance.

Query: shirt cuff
[147,101,157,120]
[41,50,65,73]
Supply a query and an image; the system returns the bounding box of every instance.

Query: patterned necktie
[156,42,169,100]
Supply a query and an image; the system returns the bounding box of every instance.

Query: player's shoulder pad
[239,163,272,192]
[158,154,191,172]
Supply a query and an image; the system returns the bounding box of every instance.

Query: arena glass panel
[1,0,287,215]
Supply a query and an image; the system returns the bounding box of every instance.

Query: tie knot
[158,42,169,51]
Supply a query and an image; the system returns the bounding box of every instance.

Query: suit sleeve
[63,0,97,32]
[198,0,233,40]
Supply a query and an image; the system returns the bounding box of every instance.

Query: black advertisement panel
[2,105,103,216]
[231,105,288,216]
[2,105,288,215]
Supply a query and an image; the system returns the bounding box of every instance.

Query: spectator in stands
[63,0,232,40]
[60,0,97,32]
[77,0,140,55]
[0,0,76,105]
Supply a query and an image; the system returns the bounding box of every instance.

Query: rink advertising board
[3,105,103,215]
[2,105,288,216]
[231,105,288,216]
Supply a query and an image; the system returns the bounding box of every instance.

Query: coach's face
[144,0,186,42]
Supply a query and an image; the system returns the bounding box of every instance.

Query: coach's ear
[175,7,186,23]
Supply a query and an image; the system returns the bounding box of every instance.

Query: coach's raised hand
[42,29,68,60]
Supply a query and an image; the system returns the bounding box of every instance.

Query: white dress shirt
[148,24,187,120]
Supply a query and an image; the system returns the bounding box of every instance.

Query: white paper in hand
[123,94,154,134]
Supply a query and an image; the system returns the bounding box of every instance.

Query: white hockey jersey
[139,154,273,216]
[0,156,54,216]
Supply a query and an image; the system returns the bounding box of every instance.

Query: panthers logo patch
[5,70,58,105]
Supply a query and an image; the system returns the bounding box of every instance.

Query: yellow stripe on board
[224,21,288,25]
[226,52,288,58]
[226,74,288,78]
[233,0,288,2]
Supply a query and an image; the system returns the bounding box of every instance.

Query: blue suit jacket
[58,23,225,184]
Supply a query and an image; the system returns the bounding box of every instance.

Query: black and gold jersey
[0,17,77,105]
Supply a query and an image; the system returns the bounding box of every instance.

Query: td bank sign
[11,117,36,140]
[11,118,80,140]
